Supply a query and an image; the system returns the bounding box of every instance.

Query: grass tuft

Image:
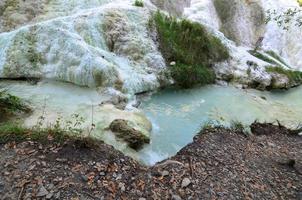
[248,50,278,65]
[0,122,70,144]
[230,120,250,137]
[265,50,290,68]
[134,0,144,7]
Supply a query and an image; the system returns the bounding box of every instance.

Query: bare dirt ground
[0,123,301,200]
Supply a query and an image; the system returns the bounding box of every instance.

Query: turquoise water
[139,85,302,165]
[2,80,302,165]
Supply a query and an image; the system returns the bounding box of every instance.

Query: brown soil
[0,123,301,200]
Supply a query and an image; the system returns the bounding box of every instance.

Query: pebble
[48,183,54,190]
[81,175,88,182]
[37,186,49,197]
[3,171,10,176]
[181,178,191,188]
[139,198,146,200]
[46,192,54,199]
[267,142,276,147]
[162,170,169,177]
[170,61,176,66]
[54,192,61,199]
[118,183,125,192]
[172,194,182,200]
[0,181,4,192]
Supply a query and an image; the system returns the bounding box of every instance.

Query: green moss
[248,50,278,65]
[109,119,150,150]
[265,50,290,68]
[23,28,44,69]
[153,11,229,88]
[266,66,302,85]
[134,0,144,7]
[171,63,215,88]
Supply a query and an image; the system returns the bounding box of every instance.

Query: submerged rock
[109,119,150,150]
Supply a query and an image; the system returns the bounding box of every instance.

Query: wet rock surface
[0,123,301,199]
[109,119,150,150]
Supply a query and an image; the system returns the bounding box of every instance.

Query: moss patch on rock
[3,26,45,78]
[109,119,150,150]
[152,11,229,88]
[266,66,302,88]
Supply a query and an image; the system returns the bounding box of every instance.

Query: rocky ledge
[0,122,301,199]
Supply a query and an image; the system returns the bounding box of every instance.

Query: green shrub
[153,11,229,88]
[134,0,144,7]
[266,66,302,85]
[0,90,30,121]
[171,63,215,88]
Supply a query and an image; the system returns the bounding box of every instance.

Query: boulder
[109,119,150,150]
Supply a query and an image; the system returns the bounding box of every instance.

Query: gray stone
[181,178,191,188]
[37,186,49,197]
[54,192,61,199]
[0,181,4,189]
[162,170,169,177]
[172,194,182,200]
[118,183,125,192]
[48,183,54,190]
[81,175,88,182]
[46,192,54,199]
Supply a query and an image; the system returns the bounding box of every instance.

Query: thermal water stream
[1,80,302,165]
[139,85,302,165]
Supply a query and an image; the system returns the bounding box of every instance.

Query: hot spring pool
[1,80,302,165]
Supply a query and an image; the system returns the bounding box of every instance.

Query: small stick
[18,181,29,200]
[189,157,194,177]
